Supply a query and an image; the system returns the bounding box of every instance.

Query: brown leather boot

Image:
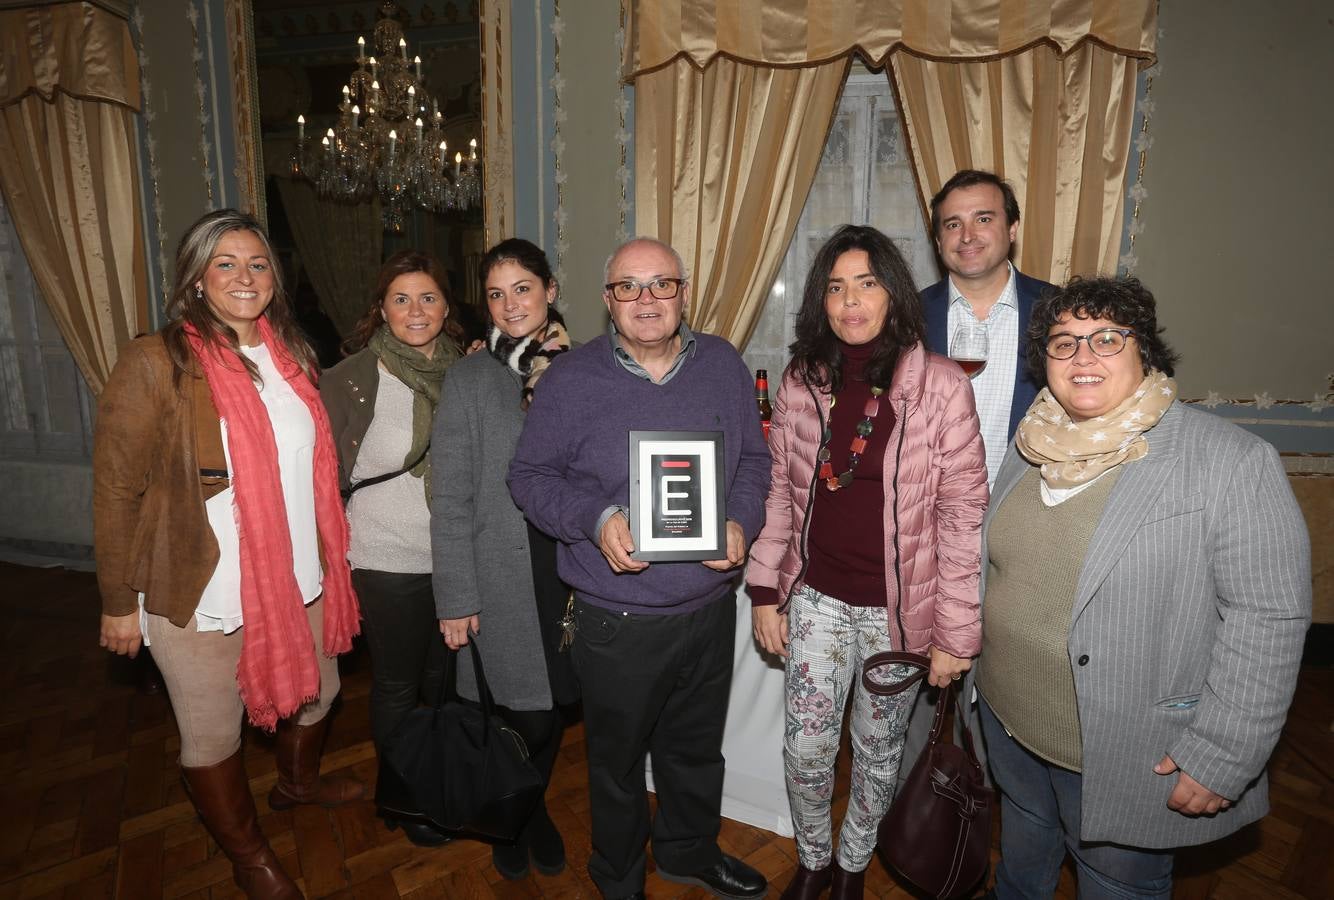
[181,752,302,899]
[268,716,365,810]
[781,863,833,900]
[829,862,864,900]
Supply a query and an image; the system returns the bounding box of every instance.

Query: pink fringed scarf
[186,319,360,730]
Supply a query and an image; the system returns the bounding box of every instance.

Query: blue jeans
[979,700,1174,899]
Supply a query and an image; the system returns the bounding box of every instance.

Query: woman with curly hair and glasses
[974,276,1310,898]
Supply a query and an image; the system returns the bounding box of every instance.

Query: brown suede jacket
[93,335,232,626]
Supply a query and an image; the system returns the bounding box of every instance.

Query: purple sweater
[507,333,771,614]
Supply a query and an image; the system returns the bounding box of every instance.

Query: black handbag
[377,639,544,840]
[862,652,992,900]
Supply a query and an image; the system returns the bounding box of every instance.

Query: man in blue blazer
[902,170,1055,793]
[921,170,1052,486]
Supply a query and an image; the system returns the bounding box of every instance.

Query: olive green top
[976,465,1120,771]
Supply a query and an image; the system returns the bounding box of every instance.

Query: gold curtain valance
[0,1,139,109]
[626,0,1157,78]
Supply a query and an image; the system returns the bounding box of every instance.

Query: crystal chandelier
[290,3,481,233]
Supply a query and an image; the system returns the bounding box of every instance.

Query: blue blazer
[921,269,1053,440]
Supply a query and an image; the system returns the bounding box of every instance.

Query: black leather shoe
[382,814,453,848]
[658,854,768,899]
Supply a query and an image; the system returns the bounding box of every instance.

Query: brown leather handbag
[862,652,991,899]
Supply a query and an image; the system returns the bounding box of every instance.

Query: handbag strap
[860,650,931,696]
[861,654,985,771]
[932,683,985,772]
[341,443,429,501]
[436,636,501,746]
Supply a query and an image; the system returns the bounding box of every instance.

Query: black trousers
[572,592,736,897]
[352,569,447,752]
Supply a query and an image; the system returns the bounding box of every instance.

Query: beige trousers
[146,597,341,766]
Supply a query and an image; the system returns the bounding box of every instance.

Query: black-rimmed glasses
[1044,328,1137,360]
[604,277,686,303]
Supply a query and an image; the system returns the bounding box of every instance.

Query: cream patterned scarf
[1015,369,1177,489]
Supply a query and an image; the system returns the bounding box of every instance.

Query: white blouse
[140,342,322,641]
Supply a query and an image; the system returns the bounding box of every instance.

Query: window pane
[0,196,94,460]
[743,72,938,380]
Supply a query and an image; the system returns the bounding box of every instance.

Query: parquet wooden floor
[0,561,1330,898]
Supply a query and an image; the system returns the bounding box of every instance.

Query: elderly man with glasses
[508,237,772,900]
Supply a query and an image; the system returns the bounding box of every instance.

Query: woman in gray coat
[432,238,576,880]
[976,276,1310,898]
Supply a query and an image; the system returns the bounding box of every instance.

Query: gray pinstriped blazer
[977,400,1311,848]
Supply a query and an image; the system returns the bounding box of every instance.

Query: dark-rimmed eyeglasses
[604,277,686,303]
[1044,328,1136,360]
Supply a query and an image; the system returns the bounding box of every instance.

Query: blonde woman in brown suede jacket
[94,209,363,900]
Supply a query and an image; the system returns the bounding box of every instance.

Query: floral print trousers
[784,584,921,872]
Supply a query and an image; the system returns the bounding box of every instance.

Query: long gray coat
[431,351,552,710]
[975,401,1310,848]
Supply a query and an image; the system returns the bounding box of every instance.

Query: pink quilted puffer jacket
[747,343,988,657]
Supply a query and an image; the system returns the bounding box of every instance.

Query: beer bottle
[755,369,773,440]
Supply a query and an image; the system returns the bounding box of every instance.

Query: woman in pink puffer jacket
[747,225,987,900]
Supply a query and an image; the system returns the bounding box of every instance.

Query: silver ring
[951,673,962,681]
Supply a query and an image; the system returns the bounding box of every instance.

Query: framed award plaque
[627,430,726,562]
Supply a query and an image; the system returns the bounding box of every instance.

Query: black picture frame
[627,430,726,562]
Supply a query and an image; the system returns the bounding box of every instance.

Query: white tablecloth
[647,585,794,837]
[717,585,793,835]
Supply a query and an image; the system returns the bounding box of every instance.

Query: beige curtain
[627,0,1157,315]
[635,56,848,347]
[273,177,383,338]
[890,42,1140,281]
[627,0,1156,75]
[0,3,148,394]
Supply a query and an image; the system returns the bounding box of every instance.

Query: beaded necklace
[817,385,886,491]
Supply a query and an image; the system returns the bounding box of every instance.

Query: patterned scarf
[486,307,571,409]
[367,325,459,499]
[185,319,360,731]
[1015,369,1177,489]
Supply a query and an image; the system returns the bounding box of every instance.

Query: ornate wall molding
[130,2,168,313]
[614,0,630,242]
[1185,374,1333,414]
[186,2,218,206]
[480,0,515,244]
[1118,50,1158,276]
[550,0,567,285]
[224,0,263,220]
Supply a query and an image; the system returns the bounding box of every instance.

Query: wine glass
[950,322,989,378]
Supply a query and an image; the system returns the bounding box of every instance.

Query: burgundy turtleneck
[800,341,897,607]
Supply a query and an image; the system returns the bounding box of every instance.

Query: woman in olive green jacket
[321,249,463,847]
